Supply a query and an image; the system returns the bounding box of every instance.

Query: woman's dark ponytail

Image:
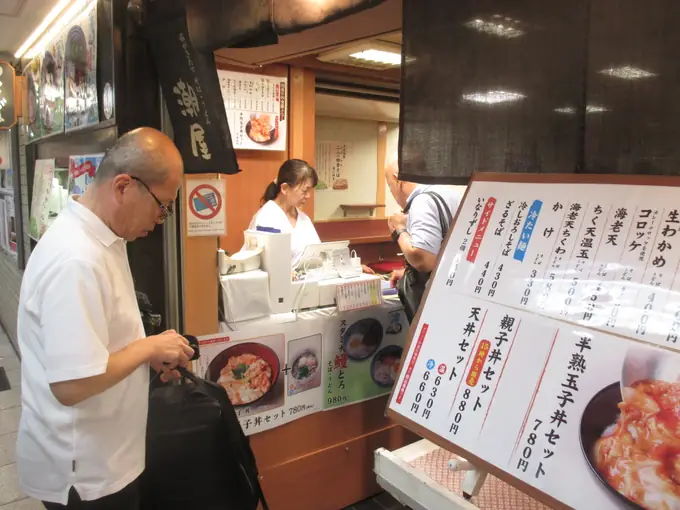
[262,181,280,204]
[261,159,318,205]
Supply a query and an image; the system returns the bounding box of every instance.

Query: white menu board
[388,175,680,510]
[217,69,287,152]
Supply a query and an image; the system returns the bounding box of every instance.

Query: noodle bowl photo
[343,318,384,361]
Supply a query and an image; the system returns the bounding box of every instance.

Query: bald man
[384,161,463,322]
[16,128,194,509]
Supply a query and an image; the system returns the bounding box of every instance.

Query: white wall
[314,116,379,220]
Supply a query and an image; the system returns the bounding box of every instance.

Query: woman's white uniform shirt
[248,200,320,267]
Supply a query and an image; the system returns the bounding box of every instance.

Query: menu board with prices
[217,69,287,151]
[388,174,680,510]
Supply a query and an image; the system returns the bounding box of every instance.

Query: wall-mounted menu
[25,0,98,141]
[217,70,287,152]
[315,141,351,191]
[39,35,65,137]
[64,1,98,132]
[388,175,680,510]
[29,159,56,240]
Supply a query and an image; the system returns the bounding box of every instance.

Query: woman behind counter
[249,159,321,266]
[249,159,375,274]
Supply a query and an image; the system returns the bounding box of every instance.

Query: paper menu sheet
[217,69,287,151]
[435,180,680,352]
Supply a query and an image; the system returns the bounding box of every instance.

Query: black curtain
[398,0,680,184]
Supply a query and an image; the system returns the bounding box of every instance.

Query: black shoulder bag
[143,366,269,510]
[397,191,453,323]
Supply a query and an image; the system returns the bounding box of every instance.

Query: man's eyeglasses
[130,176,174,220]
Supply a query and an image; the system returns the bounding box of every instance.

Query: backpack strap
[404,189,454,241]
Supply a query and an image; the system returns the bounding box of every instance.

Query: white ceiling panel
[0,0,56,57]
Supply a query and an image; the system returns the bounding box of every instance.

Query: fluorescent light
[25,0,94,60]
[599,66,656,80]
[15,0,73,58]
[465,17,524,39]
[462,90,526,104]
[349,49,401,67]
[554,105,609,114]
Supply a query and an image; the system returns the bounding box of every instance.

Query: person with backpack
[384,160,463,322]
[16,128,195,509]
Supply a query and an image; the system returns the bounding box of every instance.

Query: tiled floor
[0,327,43,510]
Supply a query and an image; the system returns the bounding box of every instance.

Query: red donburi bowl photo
[206,342,281,407]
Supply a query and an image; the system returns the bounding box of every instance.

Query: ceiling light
[14,0,73,58]
[599,66,656,80]
[24,0,95,60]
[462,90,526,104]
[465,16,524,38]
[318,40,402,70]
[586,105,609,113]
[349,49,401,67]
[554,105,609,114]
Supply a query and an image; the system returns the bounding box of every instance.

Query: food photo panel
[324,306,408,410]
[287,334,322,396]
[198,333,286,435]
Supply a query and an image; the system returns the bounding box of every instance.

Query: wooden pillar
[182,174,219,335]
[289,67,316,219]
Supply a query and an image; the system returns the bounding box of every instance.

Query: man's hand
[388,213,407,233]
[50,331,194,407]
[147,330,195,373]
[389,268,405,288]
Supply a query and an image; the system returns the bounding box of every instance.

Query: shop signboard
[217,69,288,152]
[388,173,680,510]
[0,61,17,130]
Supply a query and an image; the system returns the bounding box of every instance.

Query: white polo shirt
[16,198,149,504]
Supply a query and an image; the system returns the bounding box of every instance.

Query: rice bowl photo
[206,342,281,406]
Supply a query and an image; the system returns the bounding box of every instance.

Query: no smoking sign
[186,179,226,237]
